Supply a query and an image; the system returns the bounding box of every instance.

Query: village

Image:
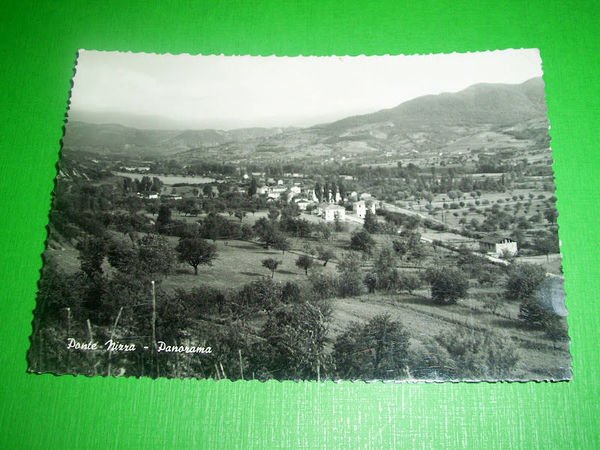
[126,166,528,264]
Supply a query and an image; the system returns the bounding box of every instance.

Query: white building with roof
[353,200,376,219]
[321,204,346,222]
[479,235,518,257]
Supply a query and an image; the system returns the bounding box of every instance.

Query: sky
[69,49,543,130]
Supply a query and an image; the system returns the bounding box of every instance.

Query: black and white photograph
[28,49,571,381]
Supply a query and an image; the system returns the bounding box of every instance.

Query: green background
[1,1,598,448]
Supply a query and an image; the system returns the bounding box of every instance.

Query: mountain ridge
[62,77,548,160]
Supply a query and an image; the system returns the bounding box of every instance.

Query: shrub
[398,272,421,294]
[432,327,520,378]
[364,272,377,293]
[504,264,546,302]
[518,297,552,328]
[253,300,332,380]
[235,278,282,315]
[424,267,469,305]
[308,271,339,300]
[350,230,375,254]
[333,314,410,379]
[337,252,365,297]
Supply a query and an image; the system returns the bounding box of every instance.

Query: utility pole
[151,280,158,377]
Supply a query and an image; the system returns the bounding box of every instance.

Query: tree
[392,240,408,259]
[137,234,177,277]
[333,314,410,379]
[350,230,375,255]
[398,272,420,294]
[403,215,421,231]
[424,267,469,305]
[316,246,335,266]
[422,191,433,205]
[180,198,200,216]
[151,177,162,193]
[337,252,364,297]
[431,327,519,378]
[77,235,107,277]
[200,212,221,242]
[146,202,159,216]
[273,236,291,255]
[262,258,280,278]
[296,254,314,275]
[373,247,397,291]
[504,263,546,302]
[155,205,171,234]
[544,208,558,224]
[338,179,346,201]
[106,238,137,273]
[364,272,377,293]
[314,223,331,241]
[253,217,280,249]
[240,224,254,241]
[248,177,257,197]
[254,300,331,380]
[363,209,378,233]
[268,208,280,222]
[175,237,217,275]
[234,209,246,223]
[330,181,338,202]
[518,297,552,328]
[533,232,559,261]
[314,182,322,203]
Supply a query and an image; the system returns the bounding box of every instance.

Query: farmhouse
[318,203,346,222]
[162,194,182,200]
[479,235,518,257]
[137,192,159,200]
[295,199,311,211]
[352,200,376,219]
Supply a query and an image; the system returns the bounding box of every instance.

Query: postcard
[28,49,570,381]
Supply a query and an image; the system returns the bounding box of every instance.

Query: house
[138,192,159,200]
[353,200,376,219]
[353,200,367,218]
[161,194,182,201]
[295,199,311,211]
[479,235,518,257]
[320,204,346,222]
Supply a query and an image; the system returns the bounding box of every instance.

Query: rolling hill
[62,77,549,162]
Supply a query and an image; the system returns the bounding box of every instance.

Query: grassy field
[330,290,570,380]
[161,238,338,292]
[44,211,569,381]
